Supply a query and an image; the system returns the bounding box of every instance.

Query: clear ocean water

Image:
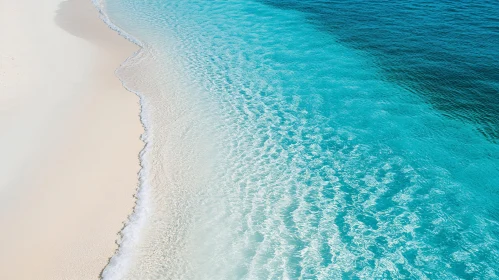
[98,0,499,279]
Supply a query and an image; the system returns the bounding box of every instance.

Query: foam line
[90,0,152,279]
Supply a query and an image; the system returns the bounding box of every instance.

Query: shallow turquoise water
[101,0,499,279]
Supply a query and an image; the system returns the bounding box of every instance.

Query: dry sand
[0,0,142,279]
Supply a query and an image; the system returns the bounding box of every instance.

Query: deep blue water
[100,0,499,279]
[261,0,499,142]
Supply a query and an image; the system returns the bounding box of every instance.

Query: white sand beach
[0,0,142,279]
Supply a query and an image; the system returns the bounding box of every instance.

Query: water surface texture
[259,0,499,141]
[100,0,499,279]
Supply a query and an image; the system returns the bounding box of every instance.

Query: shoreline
[90,1,150,278]
[0,0,143,279]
